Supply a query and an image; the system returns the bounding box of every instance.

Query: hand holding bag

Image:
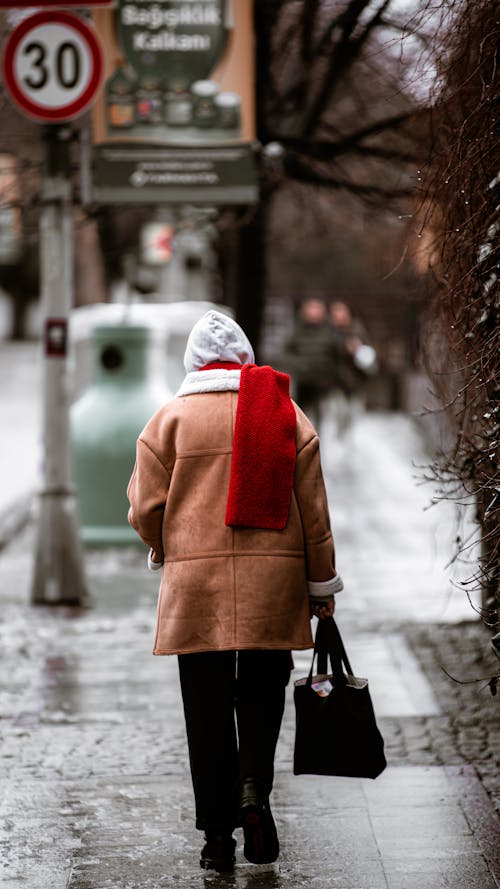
[293,617,386,778]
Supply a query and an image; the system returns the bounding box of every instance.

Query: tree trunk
[233,204,267,361]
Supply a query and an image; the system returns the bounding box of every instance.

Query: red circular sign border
[2,11,104,122]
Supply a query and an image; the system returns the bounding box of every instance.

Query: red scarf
[200,362,297,529]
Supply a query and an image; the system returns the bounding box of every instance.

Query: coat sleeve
[127,437,171,560]
[293,434,342,596]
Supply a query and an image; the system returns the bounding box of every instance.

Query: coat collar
[176,368,241,397]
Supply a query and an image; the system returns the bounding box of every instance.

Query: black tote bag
[293,617,386,778]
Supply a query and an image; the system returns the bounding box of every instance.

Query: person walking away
[282,296,337,432]
[328,300,378,436]
[127,310,343,873]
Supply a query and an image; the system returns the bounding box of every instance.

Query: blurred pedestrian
[282,296,337,430]
[328,301,378,436]
[127,310,343,873]
[329,301,378,395]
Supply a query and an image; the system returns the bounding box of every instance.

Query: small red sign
[2,11,104,122]
[45,318,68,357]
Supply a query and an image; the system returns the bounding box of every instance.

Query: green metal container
[71,324,171,545]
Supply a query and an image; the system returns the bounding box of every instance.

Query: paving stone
[383,856,498,889]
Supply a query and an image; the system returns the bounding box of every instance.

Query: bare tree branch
[301,0,321,64]
[284,152,414,199]
[302,0,392,136]
[278,133,418,164]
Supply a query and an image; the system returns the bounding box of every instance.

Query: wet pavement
[1,341,499,888]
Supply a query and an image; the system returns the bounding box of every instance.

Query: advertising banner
[92,0,258,204]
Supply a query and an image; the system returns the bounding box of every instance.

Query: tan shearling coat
[127,390,338,655]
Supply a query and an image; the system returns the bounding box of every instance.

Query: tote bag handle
[308,618,354,686]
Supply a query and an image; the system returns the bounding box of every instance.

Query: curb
[447,765,500,885]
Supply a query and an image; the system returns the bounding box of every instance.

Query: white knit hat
[183,310,255,373]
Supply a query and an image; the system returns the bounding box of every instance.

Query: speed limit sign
[2,11,104,122]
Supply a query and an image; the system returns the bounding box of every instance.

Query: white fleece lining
[148,549,163,571]
[308,575,344,598]
[176,368,241,397]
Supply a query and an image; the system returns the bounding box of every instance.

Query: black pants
[178,649,292,834]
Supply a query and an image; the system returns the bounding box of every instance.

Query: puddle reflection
[203,865,282,889]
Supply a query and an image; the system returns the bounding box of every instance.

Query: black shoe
[239,778,280,865]
[200,833,236,872]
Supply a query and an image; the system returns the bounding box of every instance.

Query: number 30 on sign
[2,12,103,122]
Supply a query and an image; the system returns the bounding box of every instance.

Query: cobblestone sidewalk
[405,622,500,814]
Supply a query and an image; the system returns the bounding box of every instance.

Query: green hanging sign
[92,141,258,204]
[116,0,228,88]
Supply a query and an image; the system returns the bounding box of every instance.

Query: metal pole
[32,125,90,607]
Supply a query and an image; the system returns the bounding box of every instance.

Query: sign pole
[32,125,90,607]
